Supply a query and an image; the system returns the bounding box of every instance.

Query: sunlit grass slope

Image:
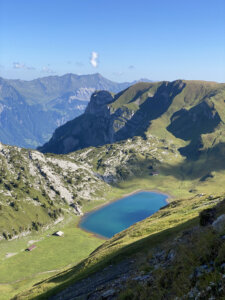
[15,193,223,299]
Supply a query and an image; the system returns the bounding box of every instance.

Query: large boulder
[212,214,225,233]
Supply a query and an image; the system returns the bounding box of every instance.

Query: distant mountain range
[0,73,150,148]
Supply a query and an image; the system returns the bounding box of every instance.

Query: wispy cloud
[90,52,98,68]
[42,66,55,74]
[13,62,35,70]
[13,62,26,69]
[128,65,135,69]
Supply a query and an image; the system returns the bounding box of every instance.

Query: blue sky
[0,0,224,82]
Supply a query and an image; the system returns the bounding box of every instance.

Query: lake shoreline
[77,189,171,240]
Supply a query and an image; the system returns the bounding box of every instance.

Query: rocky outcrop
[38,90,118,154]
[212,214,225,233]
[0,142,110,239]
[85,90,114,116]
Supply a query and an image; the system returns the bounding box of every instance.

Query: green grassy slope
[0,216,102,300]
[15,193,224,299]
[118,199,225,300]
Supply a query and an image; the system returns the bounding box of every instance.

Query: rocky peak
[85,90,114,116]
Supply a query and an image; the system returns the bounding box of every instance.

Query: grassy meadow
[0,215,102,300]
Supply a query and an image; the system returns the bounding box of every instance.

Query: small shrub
[67,178,72,184]
[199,208,216,226]
[4,183,11,190]
[2,232,8,240]
[10,201,19,211]
[32,221,39,231]
[33,196,40,202]
[119,289,135,300]
[19,226,24,232]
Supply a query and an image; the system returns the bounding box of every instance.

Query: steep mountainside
[0,78,57,148]
[0,74,132,148]
[0,134,181,241]
[0,142,109,240]
[39,80,225,159]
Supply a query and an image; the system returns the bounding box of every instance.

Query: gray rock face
[85,91,114,116]
[49,259,136,300]
[212,214,225,233]
[101,289,116,299]
[0,141,112,240]
[39,90,119,154]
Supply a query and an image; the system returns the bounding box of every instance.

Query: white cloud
[90,51,98,68]
[13,62,26,69]
[13,62,35,70]
[42,66,55,74]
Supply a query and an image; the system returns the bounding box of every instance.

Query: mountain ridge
[39,79,225,157]
[6,73,132,105]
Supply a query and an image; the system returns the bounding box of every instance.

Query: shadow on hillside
[167,101,221,159]
[159,142,225,181]
[115,81,185,141]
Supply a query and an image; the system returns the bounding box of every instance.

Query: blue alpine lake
[79,191,168,238]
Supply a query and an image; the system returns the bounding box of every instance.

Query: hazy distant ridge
[0,73,139,148]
